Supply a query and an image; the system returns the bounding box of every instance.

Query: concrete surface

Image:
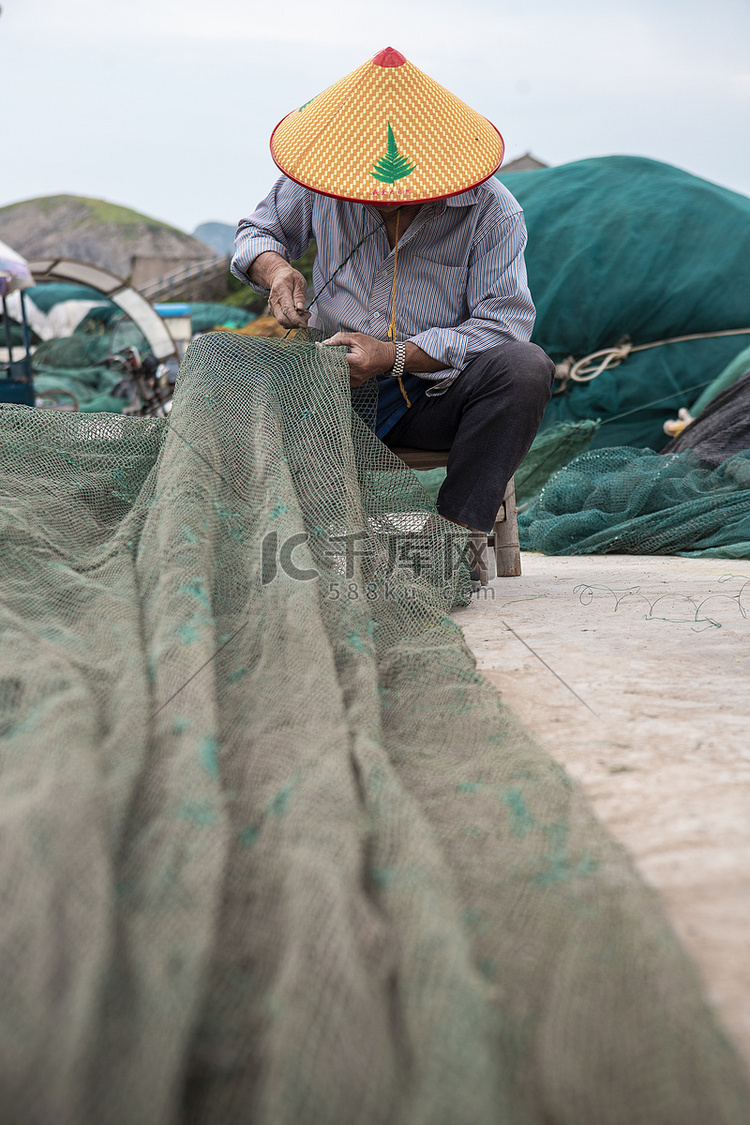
[455,552,750,1068]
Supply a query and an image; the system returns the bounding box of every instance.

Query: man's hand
[249,251,310,329]
[321,332,396,386]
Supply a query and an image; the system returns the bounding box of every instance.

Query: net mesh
[1,331,748,1123]
[519,445,750,558]
[662,371,750,469]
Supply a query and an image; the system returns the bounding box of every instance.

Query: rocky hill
[0,195,216,279]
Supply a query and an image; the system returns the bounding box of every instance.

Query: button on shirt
[231,176,536,437]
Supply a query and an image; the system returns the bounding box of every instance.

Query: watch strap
[389,341,407,380]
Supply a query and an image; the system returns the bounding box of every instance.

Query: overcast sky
[2,0,749,234]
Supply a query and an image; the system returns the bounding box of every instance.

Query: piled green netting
[498,157,750,450]
[513,420,600,505]
[519,445,750,557]
[32,334,125,412]
[1,332,749,1123]
[33,334,113,368]
[31,330,144,413]
[32,363,127,413]
[185,302,256,333]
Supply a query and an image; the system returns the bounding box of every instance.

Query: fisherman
[231,47,554,536]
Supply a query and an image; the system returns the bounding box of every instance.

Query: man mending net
[231,46,555,543]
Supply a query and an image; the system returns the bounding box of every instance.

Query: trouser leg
[384,341,554,533]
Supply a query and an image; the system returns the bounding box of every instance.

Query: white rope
[554,327,750,389]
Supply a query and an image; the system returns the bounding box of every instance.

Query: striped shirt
[231,176,535,436]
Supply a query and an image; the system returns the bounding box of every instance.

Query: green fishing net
[31,363,127,413]
[519,444,750,557]
[0,332,748,1123]
[182,302,256,333]
[31,328,147,413]
[33,334,114,368]
[498,157,750,450]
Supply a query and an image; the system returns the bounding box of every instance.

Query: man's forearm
[248,250,290,291]
[404,341,449,374]
[246,252,310,329]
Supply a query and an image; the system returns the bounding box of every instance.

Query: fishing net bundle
[0,331,748,1124]
[499,156,750,451]
[30,332,133,413]
[519,443,750,558]
[519,371,750,558]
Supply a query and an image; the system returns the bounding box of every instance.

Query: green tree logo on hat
[371,123,416,185]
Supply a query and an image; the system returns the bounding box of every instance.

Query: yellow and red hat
[270,47,504,206]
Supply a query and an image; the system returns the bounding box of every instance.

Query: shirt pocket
[408,258,469,329]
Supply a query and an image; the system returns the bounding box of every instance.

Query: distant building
[500,153,550,174]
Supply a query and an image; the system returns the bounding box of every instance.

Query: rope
[287,206,413,409]
[386,210,411,409]
[554,327,750,390]
[599,377,717,426]
[388,209,400,344]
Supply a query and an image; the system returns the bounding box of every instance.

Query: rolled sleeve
[408,210,535,389]
[231,177,314,294]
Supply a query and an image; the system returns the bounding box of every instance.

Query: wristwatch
[388,341,406,379]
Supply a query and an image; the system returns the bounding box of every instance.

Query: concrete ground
[455,553,750,1069]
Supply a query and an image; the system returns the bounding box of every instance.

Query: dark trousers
[384,341,555,533]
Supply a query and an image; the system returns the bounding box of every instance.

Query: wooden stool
[389,447,522,581]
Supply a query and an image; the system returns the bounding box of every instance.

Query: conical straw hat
[270,47,504,205]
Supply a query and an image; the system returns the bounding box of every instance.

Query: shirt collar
[421,188,480,219]
[445,188,479,206]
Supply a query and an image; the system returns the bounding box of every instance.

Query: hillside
[0,195,216,279]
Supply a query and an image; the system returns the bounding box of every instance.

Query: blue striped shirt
[231,176,535,435]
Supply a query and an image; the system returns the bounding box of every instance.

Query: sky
[1,0,749,235]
